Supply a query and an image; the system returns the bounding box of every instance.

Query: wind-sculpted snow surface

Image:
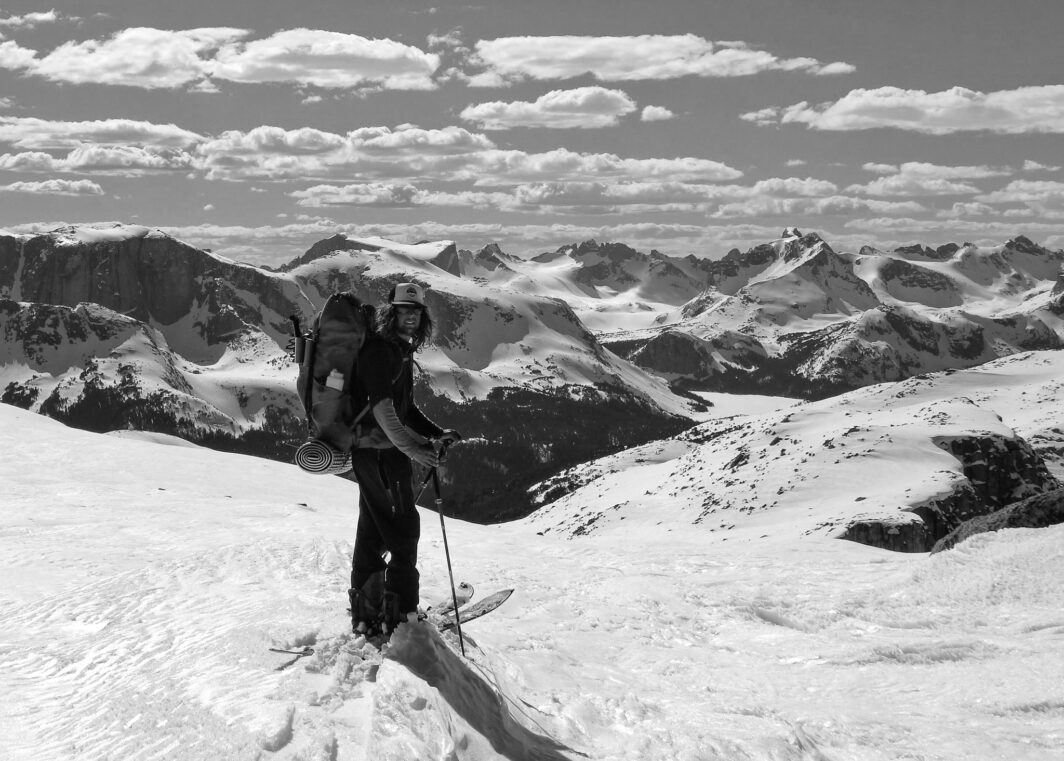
[2,404,1063,759]
[376,623,574,760]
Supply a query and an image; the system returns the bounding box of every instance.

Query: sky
[0,0,1062,266]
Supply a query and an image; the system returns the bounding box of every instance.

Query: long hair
[375,302,433,352]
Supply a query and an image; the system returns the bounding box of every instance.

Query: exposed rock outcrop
[841,432,1061,552]
[930,486,1064,553]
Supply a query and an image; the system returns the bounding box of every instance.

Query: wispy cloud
[0,145,195,174]
[193,124,744,183]
[742,85,1064,134]
[463,35,854,86]
[157,218,737,266]
[291,183,509,209]
[460,87,637,129]
[0,179,104,195]
[290,176,840,214]
[1024,159,1061,172]
[977,180,1064,218]
[848,162,1010,197]
[712,195,926,219]
[0,116,204,150]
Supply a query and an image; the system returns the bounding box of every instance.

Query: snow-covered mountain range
[596,230,1064,397]
[0,224,697,521]
[3,223,1063,523]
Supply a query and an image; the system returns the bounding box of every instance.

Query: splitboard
[433,588,514,631]
[270,588,514,667]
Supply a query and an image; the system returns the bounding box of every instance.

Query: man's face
[396,305,423,338]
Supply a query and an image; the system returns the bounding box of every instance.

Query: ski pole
[427,443,466,656]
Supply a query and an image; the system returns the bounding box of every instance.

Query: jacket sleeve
[404,395,444,439]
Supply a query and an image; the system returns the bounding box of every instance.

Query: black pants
[349,447,420,613]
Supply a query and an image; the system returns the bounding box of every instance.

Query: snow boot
[381,590,402,635]
[349,587,383,634]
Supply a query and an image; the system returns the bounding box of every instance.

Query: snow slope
[2,403,1063,760]
[526,350,1064,544]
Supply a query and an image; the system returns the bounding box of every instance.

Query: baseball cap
[390,282,426,307]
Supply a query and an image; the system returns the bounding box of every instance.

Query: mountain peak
[46,222,170,247]
[280,234,382,271]
[1007,235,1042,254]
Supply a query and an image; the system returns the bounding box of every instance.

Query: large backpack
[290,292,376,472]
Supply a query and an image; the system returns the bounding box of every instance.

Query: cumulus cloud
[26,27,247,89]
[0,116,204,150]
[0,27,440,92]
[742,85,1064,134]
[937,202,1003,219]
[0,145,194,174]
[0,178,104,195]
[472,148,744,184]
[1024,159,1061,172]
[460,87,637,129]
[193,124,744,184]
[289,175,839,215]
[209,29,440,91]
[641,105,675,122]
[712,195,926,219]
[195,124,499,181]
[842,217,1064,247]
[464,35,853,86]
[849,162,1009,197]
[0,10,64,28]
[291,182,509,209]
[977,180,1064,217]
[0,39,38,69]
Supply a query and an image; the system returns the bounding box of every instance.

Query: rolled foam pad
[294,438,352,475]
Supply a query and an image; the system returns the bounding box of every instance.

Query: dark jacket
[354,336,441,448]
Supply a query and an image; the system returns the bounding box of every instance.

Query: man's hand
[437,429,463,446]
[410,444,440,469]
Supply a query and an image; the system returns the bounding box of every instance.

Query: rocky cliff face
[841,432,1060,552]
[0,225,311,351]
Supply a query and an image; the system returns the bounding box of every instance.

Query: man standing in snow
[348,282,461,635]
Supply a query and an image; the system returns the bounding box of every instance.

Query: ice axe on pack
[414,439,467,656]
